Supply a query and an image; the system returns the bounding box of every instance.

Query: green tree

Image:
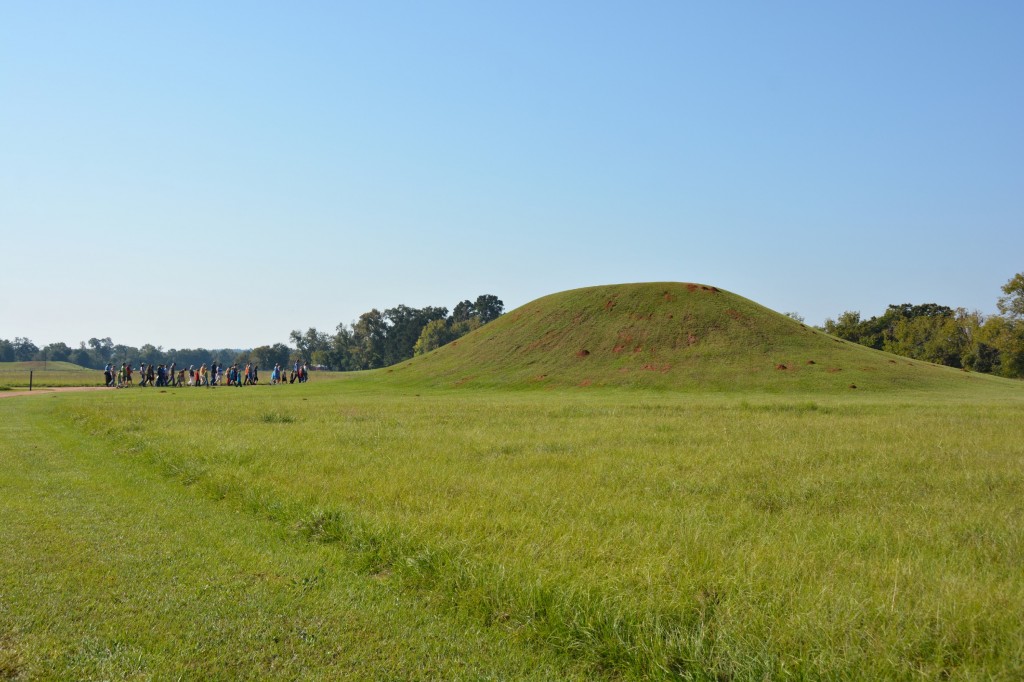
[289,328,330,365]
[997,272,1024,320]
[0,339,16,362]
[251,343,292,370]
[41,342,72,362]
[473,294,504,323]
[13,337,39,362]
[414,317,481,355]
[351,311,387,370]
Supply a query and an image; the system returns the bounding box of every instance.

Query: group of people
[103,361,311,389]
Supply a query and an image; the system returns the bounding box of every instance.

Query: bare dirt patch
[642,363,672,373]
[725,309,744,320]
[775,364,789,370]
[663,291,675,302]
[806,360,816,365]
[612,345,626,353]
[686,284,699,292]
[576,349,591,358]
[579,379,592,387]
[827,367,843,373]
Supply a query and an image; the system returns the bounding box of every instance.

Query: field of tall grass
[0,361,103,388]
[2,375,1022,679]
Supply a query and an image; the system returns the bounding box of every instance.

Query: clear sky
[2,1,1022,350]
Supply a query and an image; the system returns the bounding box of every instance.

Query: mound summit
[387,282,1008,392]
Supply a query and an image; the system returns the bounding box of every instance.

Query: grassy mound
[388,282,1017,393]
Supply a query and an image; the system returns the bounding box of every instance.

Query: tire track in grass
[0,397,588,680]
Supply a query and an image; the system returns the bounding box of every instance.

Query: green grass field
[2,376,1022,679]
[0,361,103,389]
[2,285,1023,679]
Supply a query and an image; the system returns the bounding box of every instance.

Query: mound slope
[388,282,1015,392]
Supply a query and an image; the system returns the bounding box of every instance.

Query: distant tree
[41,342,72,362]
[997,273,1024,320]
[414,317,481,355]
[0,339,15,362]
[473,294,504,323]
[980,315,1024,378]
[884,313,962,366]
[251,343,292,370]
[71,348,93,367]
[452,300,475,323]
[351,310,388,370]
[414,319,455,356]
[137,344,163,365]
[451,295,505,324]
[13,337,39,362]
[382,304,448,366]
[783,312,805,323]
[289,328,330,365]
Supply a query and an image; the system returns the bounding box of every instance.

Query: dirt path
[0,386,113,399]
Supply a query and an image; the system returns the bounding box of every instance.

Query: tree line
[820,273,1024,378]
[1,294,505,373]
[288,294,504,370]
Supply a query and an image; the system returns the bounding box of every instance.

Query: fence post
[29,370,33,391]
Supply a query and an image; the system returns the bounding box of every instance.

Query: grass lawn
[2,375,1023,679]
[0,361,103,389]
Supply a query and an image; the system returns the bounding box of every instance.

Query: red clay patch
[604,300,617,311]
[533,374,548,381]
[576,349,591,357]
[663,291,675,302]
[579,379,592,387]
[632,346,643,353]
[686,284,699,292]
[642,363,672,373]
[775,364,789,371]
[612,345,625,353]
[827,367,842,373]
[687,334,698,346]
[806,360,816,365]
[725,309,744,320]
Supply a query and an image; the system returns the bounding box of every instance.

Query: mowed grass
[0,361,103,388]
[2,376,1022,679]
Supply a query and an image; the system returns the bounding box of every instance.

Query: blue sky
[2,2,1021,349]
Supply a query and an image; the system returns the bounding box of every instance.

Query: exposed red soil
[633,346,644,354]
[775,364,789,370]
[686,284,699,292]
[726,309,744,320]
[576,349,591,357]
[533,374,548,381]
[642,363,672,373]
[579,379,592,387]
[827,367,842,373]
[604,300,617,311]
[612,345,625,353]
[663,291,675,302]
[806,360,816,365]
[687,334,699,346]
